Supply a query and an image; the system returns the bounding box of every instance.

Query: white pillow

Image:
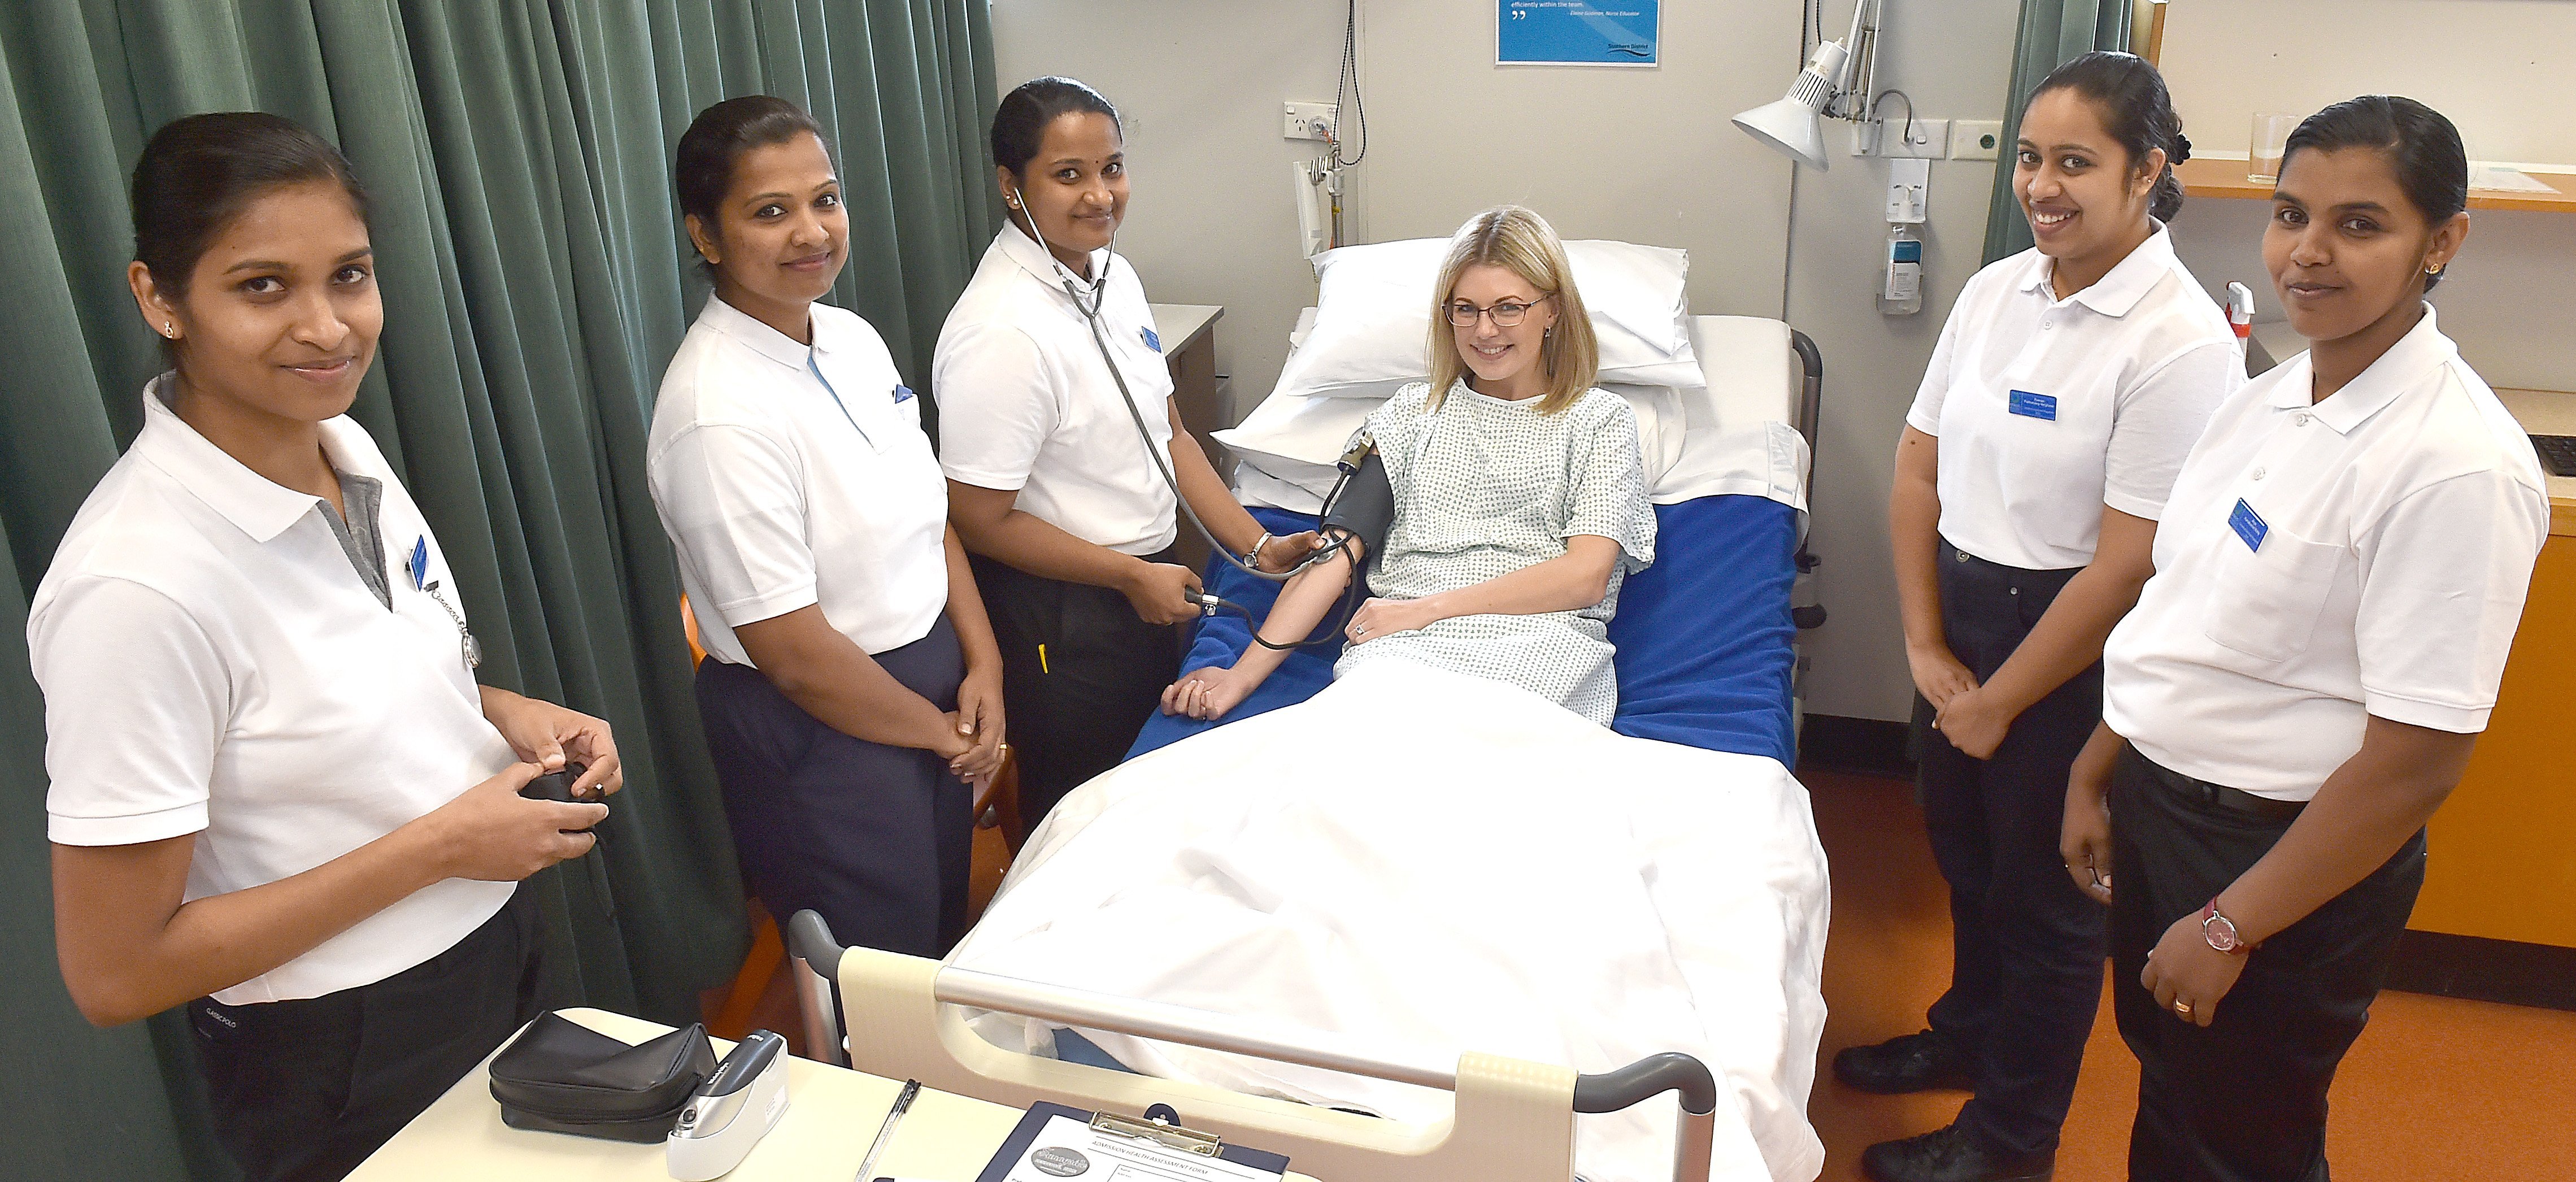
[1276,237,1703,399]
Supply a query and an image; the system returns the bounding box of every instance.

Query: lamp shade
[1731,38,1848,171]
[1732,97,1828,170]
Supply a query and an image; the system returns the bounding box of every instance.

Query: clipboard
[974,1101,1290,1181]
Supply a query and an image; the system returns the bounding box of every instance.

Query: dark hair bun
[2283,95,2468,290]
[131,112,367,301]
[2029,50,2188,223]
[990,77,1120,180]
[673,96,830,274]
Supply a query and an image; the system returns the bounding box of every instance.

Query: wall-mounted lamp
[1731,0,1883,170]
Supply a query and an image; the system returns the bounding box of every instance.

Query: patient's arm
[1162,534,1363,720]
[1344,534,1620,644]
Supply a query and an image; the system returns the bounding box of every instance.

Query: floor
[707,775,2576,1179]
[1803,768,2576,1181]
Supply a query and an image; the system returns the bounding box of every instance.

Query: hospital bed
[787,909,1728,1181]
[793,259,1834,1180]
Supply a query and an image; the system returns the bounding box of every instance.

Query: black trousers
[697,615,973,957]
[971,551,1185,827]
[189,885,547,1182]
[2111,745,2426,1182]
[1914,540,2108,1156]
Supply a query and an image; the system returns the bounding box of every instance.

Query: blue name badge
[1140,326,1162,353]
[2229,498,2269,551]
[892,384,913,403]
[407,536,430,591]
[2007,389,2059,421]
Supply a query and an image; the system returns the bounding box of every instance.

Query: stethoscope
[1010,192,1361,590]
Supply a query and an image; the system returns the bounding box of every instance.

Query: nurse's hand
[481,687,624,798]
[1905,644,1978,712]
[2143,914,2247,1028]
[1254,531,1322,573]
[417,762,608,881]
[947,666,1007,784]
[1162,664,1256,720]
[1122,562,1206,625]
[2061,764,2114,906]
[1930,685,2014,761]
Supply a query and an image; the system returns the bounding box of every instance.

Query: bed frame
[787,910,1723,1182]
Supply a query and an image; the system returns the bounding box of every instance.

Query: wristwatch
[2200,901,2251,954]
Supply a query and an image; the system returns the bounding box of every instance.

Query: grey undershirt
[319,470,391,610]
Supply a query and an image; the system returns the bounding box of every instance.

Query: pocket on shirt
[2200,526,2342,663]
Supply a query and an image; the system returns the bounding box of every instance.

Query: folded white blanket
[952,659,1830,1182]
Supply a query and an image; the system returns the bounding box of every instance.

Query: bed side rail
[788,910,1724,1182]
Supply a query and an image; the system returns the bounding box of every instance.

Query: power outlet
[1886,118,1949,159]
[1282,101,1337,141]
[1951,119,2004,161]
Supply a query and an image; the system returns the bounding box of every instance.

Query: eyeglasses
[1444,293,1555,328]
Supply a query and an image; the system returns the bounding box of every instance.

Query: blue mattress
[1126,495,1800,765]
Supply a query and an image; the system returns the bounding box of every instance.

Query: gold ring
[2174,1000,2193,1017]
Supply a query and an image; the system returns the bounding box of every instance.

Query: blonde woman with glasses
[1162,205,1656,724]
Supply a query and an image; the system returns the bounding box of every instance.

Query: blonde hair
[1424,206,1599,415]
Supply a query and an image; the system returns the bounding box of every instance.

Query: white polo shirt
[934,223,1179,556]
[1907,224,2243,570]
[31,376,517,1004]
[649,297,950,665]
[2104,307,2549,799]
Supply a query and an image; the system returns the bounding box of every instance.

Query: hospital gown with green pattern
[1333,379,1657,724]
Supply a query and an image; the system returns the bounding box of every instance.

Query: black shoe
[1833,1029,1975,1094]
[1861,1123,2054,1182]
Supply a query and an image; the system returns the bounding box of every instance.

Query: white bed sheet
[1220,314,1809,513]
[951,658,1832,1182]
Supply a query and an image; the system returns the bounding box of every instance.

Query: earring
[2425,263,2444,275]
[163,321,175,337]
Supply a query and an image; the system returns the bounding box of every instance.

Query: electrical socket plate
[1886,118,1949,159]
[1952,119,2004,161]
[1282,101,1336,141]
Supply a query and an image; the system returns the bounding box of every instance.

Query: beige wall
[989,0,2025,725]
[2156,0,2576,392]
[1783,0,2022,723]
[2160,0,2576,166]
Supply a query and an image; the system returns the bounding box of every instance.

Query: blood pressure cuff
[1318,450,1393,563]
[488,1012,716,1142]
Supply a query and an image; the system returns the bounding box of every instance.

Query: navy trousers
[191,886,546,1181]
[971,551,1184,828]
[2111,745,2425,1182]
[696,615,973,957]
[1914,539,2109,1156]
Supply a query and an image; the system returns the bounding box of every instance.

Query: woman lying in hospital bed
[1162,205,1655,725]
[948,208,1829,1182]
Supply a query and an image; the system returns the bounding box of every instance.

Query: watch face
[2203,909,2242,951]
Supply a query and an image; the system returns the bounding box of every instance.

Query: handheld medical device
[664,1029,789,1181]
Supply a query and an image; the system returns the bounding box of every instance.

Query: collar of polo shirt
[2268,303,2455,435]
[131,375,362,545]
[701,294,820,372]
[997,218,1112,295]
[2017,219,2178,319]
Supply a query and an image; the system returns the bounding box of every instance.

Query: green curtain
[0,3,999,1179]
[1982,0,2131,261]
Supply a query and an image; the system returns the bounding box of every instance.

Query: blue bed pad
[1126,495,1800,766]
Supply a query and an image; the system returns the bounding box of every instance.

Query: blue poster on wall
[1497,1,1660,67]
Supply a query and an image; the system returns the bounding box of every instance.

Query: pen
[852,1078,919,1182]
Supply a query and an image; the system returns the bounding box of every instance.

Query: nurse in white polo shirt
[1847,54,2244,1182]
[2063,96,2546,1181]
[937,77,1313,825]
[33,113,620,1182]
[650,97,1007,959]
